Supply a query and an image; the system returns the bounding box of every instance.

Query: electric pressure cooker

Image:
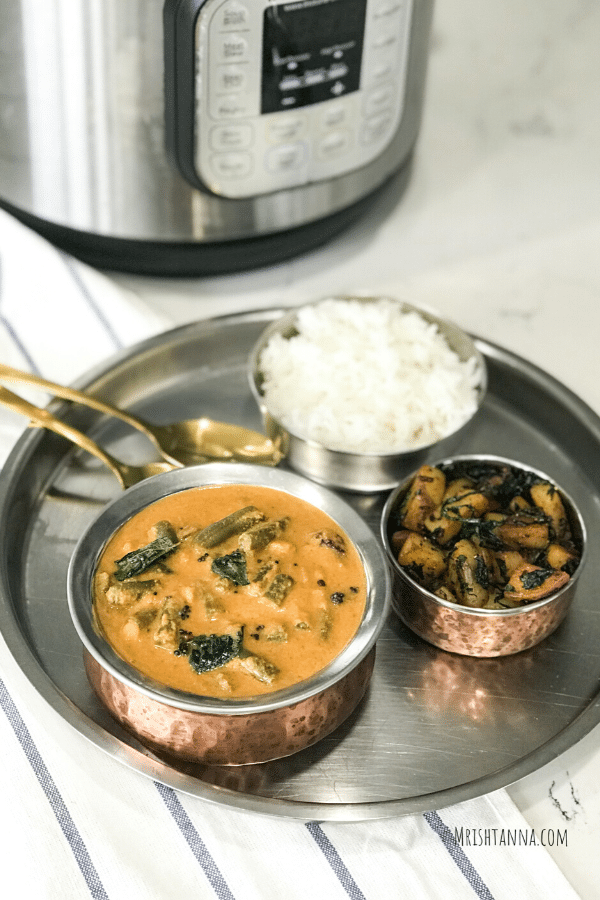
[0,0,434,275]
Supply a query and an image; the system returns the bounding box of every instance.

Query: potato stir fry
[389,462,581,609]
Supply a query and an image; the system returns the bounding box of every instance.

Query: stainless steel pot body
[0,0,433,272]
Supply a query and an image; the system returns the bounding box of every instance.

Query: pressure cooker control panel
[165,0,414,199]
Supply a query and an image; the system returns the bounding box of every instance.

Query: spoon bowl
[0,363,283,468]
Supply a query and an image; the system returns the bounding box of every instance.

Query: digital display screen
[261,0,367,114]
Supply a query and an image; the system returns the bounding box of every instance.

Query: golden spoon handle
[0,363,157,444]
[0,385,126,487]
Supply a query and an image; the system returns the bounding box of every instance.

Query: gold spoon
[0,385,175,488]
[0,363,282,467]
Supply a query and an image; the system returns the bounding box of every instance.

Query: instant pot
[0,0,433,275]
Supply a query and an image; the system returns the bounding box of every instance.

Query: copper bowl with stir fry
[68,463,390,765]
[381,455,586,657]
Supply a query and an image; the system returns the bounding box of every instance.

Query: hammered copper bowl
[68,463,390,765]
[248,296,487,493]
[381,455,586,657]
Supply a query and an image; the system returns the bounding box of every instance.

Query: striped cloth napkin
[0,208,582,899]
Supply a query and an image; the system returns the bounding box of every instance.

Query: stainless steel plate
[1,308,600,821]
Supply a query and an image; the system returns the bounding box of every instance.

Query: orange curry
[93,484,367,698]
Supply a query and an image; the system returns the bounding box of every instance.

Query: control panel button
[319,101,352,130]
[364,83,395,116]
[215,34,249,62]
[214,65,248,93]
[210,92,254,119]
[317,129,353,159]
[209,123,254,150]
[267,116,307,143]
[266,142,307,173]
[214,1,252,30]
[211,151,253,178]
[361,110,393,145]
[371,60,394,81]
[371,32,399,51]
[373,0,405,19]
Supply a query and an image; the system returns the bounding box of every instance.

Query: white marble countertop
[104,1,600,894]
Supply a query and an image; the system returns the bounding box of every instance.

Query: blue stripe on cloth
[154,782,236,899]
[58,251,124,351]
[0,676,110,899]
[0,251,42,374]
[424,811,496,900]
[306,822,367,900]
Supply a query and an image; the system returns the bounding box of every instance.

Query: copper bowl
[249,296,487,492]
[381,455,587,657]
[68,463,390,765]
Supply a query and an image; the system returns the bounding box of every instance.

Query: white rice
[258,298,482,455]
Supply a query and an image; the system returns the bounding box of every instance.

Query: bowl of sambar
[68,463,390,764]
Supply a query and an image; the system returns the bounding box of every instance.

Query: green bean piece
[153,596,182,651]
[264,573,294,607]
[105,579,158,605]
[237,653,279,684]
[319,608,333,640]
[194,506,266,549]
[238,517,289,553]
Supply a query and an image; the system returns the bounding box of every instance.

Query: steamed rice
[258,298,482,454]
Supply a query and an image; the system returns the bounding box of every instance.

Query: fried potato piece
[397,532,446,583]
[530,482,569,540]
[494,514,550,550]
[447,539,490,607]
[390,529,412,554]
[400,465,446,532]
[495,550,529,579]
[508,495,529,513]
[435,585,459,604]
[546,542,578,571]
[504,563,569,603]
[444,488,491,519]
[423,511,462,545]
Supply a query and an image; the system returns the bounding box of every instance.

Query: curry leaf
[114,534,178,581]
[520,568,553,590]
[184,630,244,674]
[211,549,249,585]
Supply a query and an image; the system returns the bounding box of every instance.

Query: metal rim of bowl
[380,453,588,620]
[248,296,488,461]
[67,462,391,716]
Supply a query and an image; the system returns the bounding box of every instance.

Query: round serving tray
[1,308,600,821]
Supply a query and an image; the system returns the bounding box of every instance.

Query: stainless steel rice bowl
[68,463,391,764]
[249,297,487,492]
[380,455,586,657]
